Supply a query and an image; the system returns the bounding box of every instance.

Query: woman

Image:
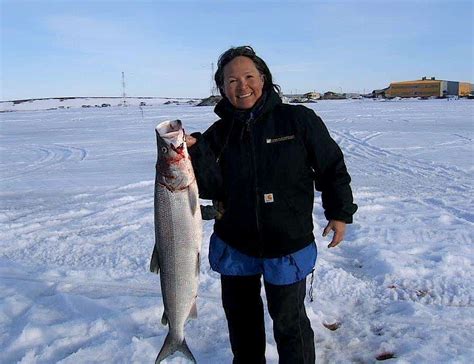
[187,46,357,363]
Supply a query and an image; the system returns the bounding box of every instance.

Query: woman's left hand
[185,135,197,148]
[322,220,346,248]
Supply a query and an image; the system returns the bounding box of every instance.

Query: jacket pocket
[261,190,309,241]
[282,193,307,235]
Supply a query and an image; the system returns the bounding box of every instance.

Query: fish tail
[155,333,196,363]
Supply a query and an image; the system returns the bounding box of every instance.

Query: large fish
[150,119,202,363]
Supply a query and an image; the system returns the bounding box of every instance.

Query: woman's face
[223,56,264,109]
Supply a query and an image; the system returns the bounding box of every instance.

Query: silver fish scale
[154,179,201,341]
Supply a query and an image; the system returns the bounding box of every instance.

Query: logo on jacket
[264,193,274,203]
[266,135,295,144]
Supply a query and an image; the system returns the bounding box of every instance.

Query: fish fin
[161,311,168,326]
[188,300,198,320]
[188,186,199,216]
[149,245,160,274]
[195,252,200,277]
[155,335,196,364]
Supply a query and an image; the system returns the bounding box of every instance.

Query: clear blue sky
[1,0,473,100]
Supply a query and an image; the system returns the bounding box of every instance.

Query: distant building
[321,91,345,100]
[372,87,389,98]
[458,82,473,97]
[303,92,321,100]
[386,77,473,98]
[344,93,362,99]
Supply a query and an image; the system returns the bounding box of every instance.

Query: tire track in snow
[0,144,88,182]
[333,129,473,223]
[325,129,473,308]
[1,181,156,271]
[307,127,473,362]
[0,271,221,302]
[334,129,471,183]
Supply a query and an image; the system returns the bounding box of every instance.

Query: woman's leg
[221,274,266,364]
[264,278,315,364]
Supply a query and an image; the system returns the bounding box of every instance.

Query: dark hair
[214,46,281,97]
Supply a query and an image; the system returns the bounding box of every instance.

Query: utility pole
[210,63,215,96]
[122,72,127,107]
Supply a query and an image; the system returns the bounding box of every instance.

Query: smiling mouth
[237,92,253,99]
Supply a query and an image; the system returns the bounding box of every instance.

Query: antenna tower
[210,63,215,96]
[122,72,127,107]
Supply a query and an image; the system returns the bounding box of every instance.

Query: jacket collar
[214,89,282,122]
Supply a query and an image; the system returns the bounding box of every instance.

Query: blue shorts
[208,233,317,285]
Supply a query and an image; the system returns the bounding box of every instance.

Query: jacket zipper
[245,116,264,256]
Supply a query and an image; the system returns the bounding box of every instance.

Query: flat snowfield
[1,99,473,363]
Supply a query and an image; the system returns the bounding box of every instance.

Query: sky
[1,0,473,100]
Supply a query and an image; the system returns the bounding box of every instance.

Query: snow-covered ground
[0,97,199,112]
[1,98,473,363]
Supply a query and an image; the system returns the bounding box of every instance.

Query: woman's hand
[185,135,197,148]
[323,220,346,248]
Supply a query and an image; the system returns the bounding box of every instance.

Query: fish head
[155,120,194,190]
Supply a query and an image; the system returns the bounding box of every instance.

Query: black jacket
[189,90,357,258]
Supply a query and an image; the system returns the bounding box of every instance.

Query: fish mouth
[162,130,181,139]
[156,119,183,136]
[170,143,185,155]
[156,120,184,142]
[168,119,182,131]
[237,92,253,99]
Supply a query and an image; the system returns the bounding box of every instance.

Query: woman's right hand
[185,135,197,148]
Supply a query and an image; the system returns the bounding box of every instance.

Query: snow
[1,98,473,363]
[0,97,198,112]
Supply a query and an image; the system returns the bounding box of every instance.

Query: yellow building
[459,82,472,97]
[386,77,473,98]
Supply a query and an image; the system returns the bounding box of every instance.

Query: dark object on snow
[323,322,341,331]
[196,95,222,107]
[289,98,317,104]
[376,352,396,361]
[321,91,346,100]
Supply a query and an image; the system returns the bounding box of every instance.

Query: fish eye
[161,146,168,153]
